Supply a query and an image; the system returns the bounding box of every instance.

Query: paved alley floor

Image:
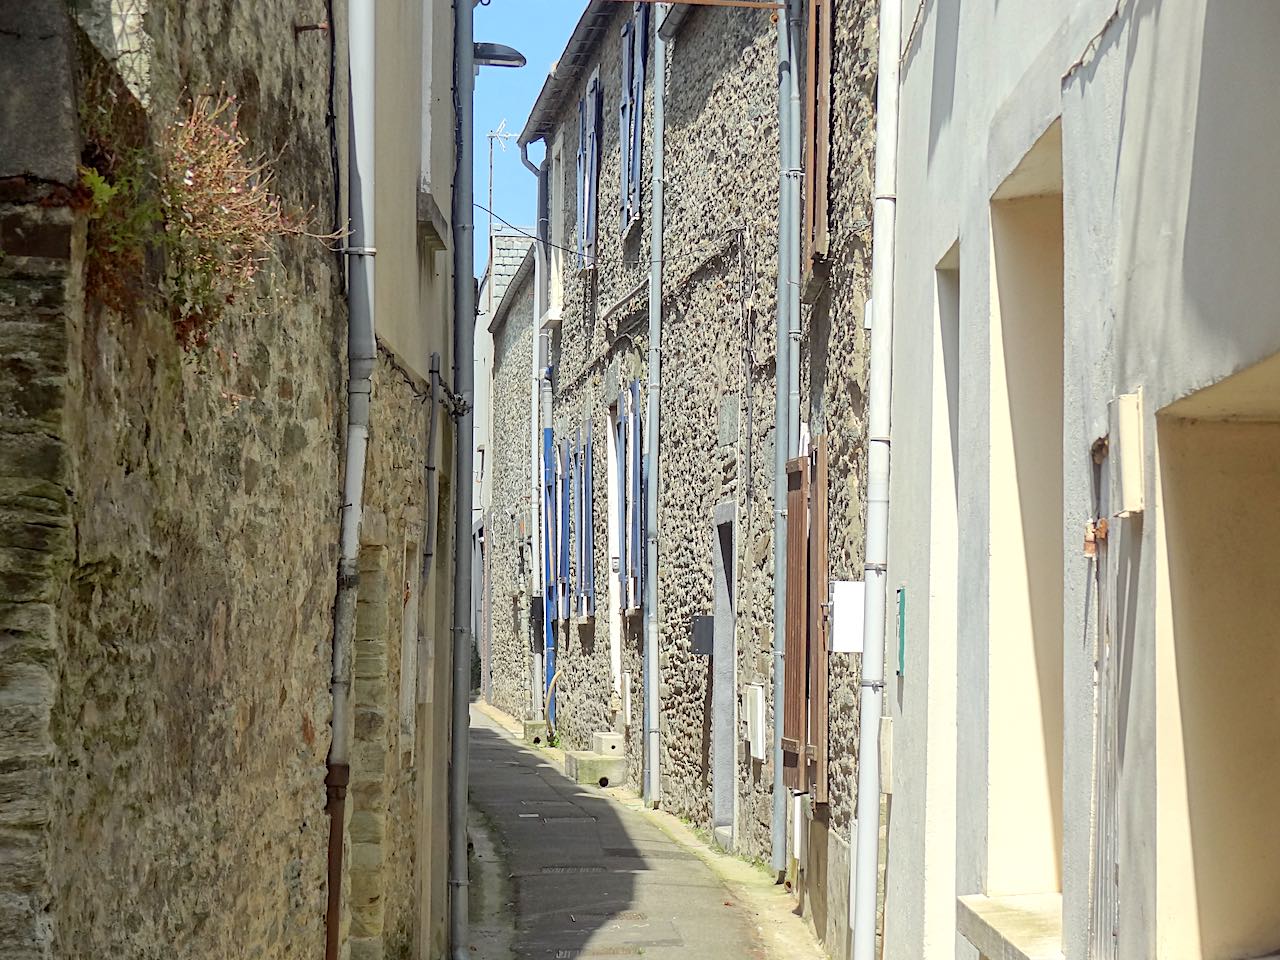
[468,708,791,960]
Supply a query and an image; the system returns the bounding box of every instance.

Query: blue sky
[473,1,585,276]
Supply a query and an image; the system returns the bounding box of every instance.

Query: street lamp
[474,41,526,68]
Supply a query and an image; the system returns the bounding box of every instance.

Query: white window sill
[956,893,1063,960]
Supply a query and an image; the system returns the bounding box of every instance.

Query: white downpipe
[850,0,899,953]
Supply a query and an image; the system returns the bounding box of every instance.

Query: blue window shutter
[629,380,643,610]
[584,417,595,617]
[560,438,571,620]
[569,432,578,615]
[544,427,556,601]
[615,397,628,599]
[585,70,602,268]
[619,19,634,227]
[627,5,648,227]
[577,95,587,268]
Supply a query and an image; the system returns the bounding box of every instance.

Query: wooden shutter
[627,4,648,228]
[808,436,830,803]
[619,17,634,226]
[782,455,810,791]
[803,0,833,273]
[584,68,602,269]
[584,418,596,617]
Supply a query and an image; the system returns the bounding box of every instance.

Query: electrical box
[1109,390,1145,516]
[690,615,713,657]
[744,683,766,761]
[830,580,865,653]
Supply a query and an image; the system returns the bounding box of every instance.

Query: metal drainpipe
[850,0,899,951]
[521,141,550,718]
[325,2,376,958]
[785,0,802,452]
[769,0,798,876]
[449,0,476,955]
[642,17,667,810]
[540,363,555,725]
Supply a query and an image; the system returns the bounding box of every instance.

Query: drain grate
[554,949,644,959]
[540,865,606,874]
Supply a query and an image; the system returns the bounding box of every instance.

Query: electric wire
[475,201,741,267]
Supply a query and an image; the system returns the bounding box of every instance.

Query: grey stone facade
[485,5,877,958]
[484,250,537,722]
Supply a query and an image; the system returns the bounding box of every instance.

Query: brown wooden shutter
[808,436,831,803]
[803,0,833,279]
[782,456,810,791]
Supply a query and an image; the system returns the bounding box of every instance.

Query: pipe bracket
[342,246,378,257]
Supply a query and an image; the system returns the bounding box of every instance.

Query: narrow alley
[468,706,821,960]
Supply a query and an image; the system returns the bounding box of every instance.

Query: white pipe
[325,0,376,954]
[449,0,476,955]
[769,0,798,876]
[850,0,899,952]
[642,16,667,810]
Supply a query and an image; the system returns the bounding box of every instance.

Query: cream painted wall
[376,0,453,383]
[886,1,1280,959]
[985,192,1064,897]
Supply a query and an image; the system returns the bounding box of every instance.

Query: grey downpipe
[449,0,476,956]
[769,0,798,876]
[424,353,441,577]
[325,2,376,958]
[850,0,899,951]
[784,0,802,449]
[521,141,549,717]
[642,20,667,809]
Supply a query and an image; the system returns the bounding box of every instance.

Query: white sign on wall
[829,580,866,654]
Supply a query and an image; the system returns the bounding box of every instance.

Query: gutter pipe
[642,18,667,809]
[449,0,476,955]
[785,0,802,450]
[520,141,549,718]
[325,2,376,958]
[850,0,899,952]
[769,0,800,876]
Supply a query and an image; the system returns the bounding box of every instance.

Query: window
[802,0,833,282]
[576,67,603,270]
[619,3,650,231]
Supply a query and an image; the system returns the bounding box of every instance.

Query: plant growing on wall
[157,93,311,349]
[79,80,333,349]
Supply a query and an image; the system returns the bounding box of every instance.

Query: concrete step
[591,731,624,756]
[565,750,627,788]
[522,719,549,745]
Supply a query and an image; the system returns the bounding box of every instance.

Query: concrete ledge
[591,731,623,756]
[521,719,549,745]
[957,893,1063,960]
[564,750,627,788]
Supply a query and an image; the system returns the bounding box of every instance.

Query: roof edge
[489,244,538,333]
[518,1,613,146]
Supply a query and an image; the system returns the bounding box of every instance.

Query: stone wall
[489,5,876,957]
[485,267,536,722]
[0,4,445,959]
